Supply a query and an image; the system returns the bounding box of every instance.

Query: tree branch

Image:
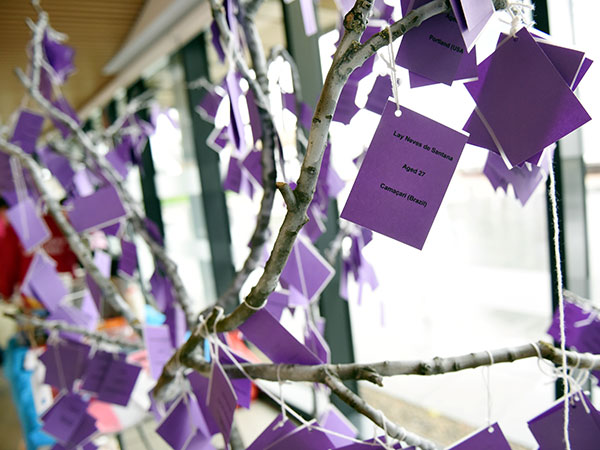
[2,310,142,349]
[323,370,439,449]
[0,137,142,334]
[16,12,197,328]
[182,341,600,383]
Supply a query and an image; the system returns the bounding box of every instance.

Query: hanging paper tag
[279,237,335,303]
[156,394,211,450]
[10,110,45,154]
[41,393,89,443]
[6,198,51,252]
[246,414,297,450]
[81,350,116,393]
[238,308,322,365]
[396,0,469,85]
[318,406,357,447]
[341,101,467,249]
[448,0,494,52]
[187,372,221,436]
[267,422,335,450]
[447,423,511,449]
[207,362,238,444]
[96,359,141,406]
[144,325,175,380]
[69,184,127,233]
[528,393,600,448]
[21,253,68,312]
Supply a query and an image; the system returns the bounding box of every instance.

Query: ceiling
[0,0,146,123]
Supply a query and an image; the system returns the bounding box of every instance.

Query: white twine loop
[505,1,535,37]
[483,350,495,429]
[243,300,266,311]
[385,27,402,117]
[275,364,288,428]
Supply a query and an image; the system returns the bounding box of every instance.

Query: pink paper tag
[341,101,467,249]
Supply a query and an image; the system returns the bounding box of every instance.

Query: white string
[483,350,494,429]
[505,1,535,37]
[9,157,30,240]
[386,27,402,117]
[275,364,288,427]
[372,410,396,450]
[548,166,571,450]
[243,300,266,311]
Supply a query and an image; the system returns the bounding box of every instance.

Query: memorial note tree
[0,0,598,449]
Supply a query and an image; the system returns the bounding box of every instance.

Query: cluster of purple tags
[342,1,591,248]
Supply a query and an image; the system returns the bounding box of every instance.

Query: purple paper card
[165,304,187,348]
[365,75,391,115]
[337,439,404,449]
[187,372,221,436]
[81,350,114,393]
[42,393,88,443]
[6,197,51,252]
[210,21,226,63]
[144,325,175,380]
[118,239,138,277]
[304,326,330,364]
[239,308,322,365]
[536,40,585,88]
[246,88,263,143]
[246,414,297,450]
[449,0,494,52]
[150,271,175,312]
[51,98,80,139]
[447,423,511,449]
[69,184,127,232]
[341,101,467,249]
[215,346,253,409]
[280,237,335,302]
[157,394,211,450]
[267,423,335,450]
[528,394,600,449]
[319,407,357,447]
[43,32,75,83]
[242,149,263,185]
[299,0,317,36]
[573,57,593,91]
[226,71,247,156]
[469,28,591,167]
[37,147,75,191]
[22,253,67,312]
[333,82,360,124]
[264,290,289,320]
[10,110,44,155]
[197,85,225,122]
[62,412,97,448]
[106,150,129,179]
[40,340,90,391]
[396,0,467,85]
[96,359,141,406]
[207,362,238,444]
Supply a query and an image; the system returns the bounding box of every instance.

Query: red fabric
[0,211,32,300]
[42,214,78,274]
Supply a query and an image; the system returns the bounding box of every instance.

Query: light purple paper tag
[51,97,79,138]
[68,184,127,232]
[22,252,67,312]
[10,110,45,155]
[447,423,511,449]
[207,362,238,444]
[264,290,289,320]
[239,308,322,365]
[6,198,51,252]
[144,325,175,380]
[299,0,317,36]
[280,237,335,302]
[341,101,467,249]
[150,271,175,312]
[187,372,221,436]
